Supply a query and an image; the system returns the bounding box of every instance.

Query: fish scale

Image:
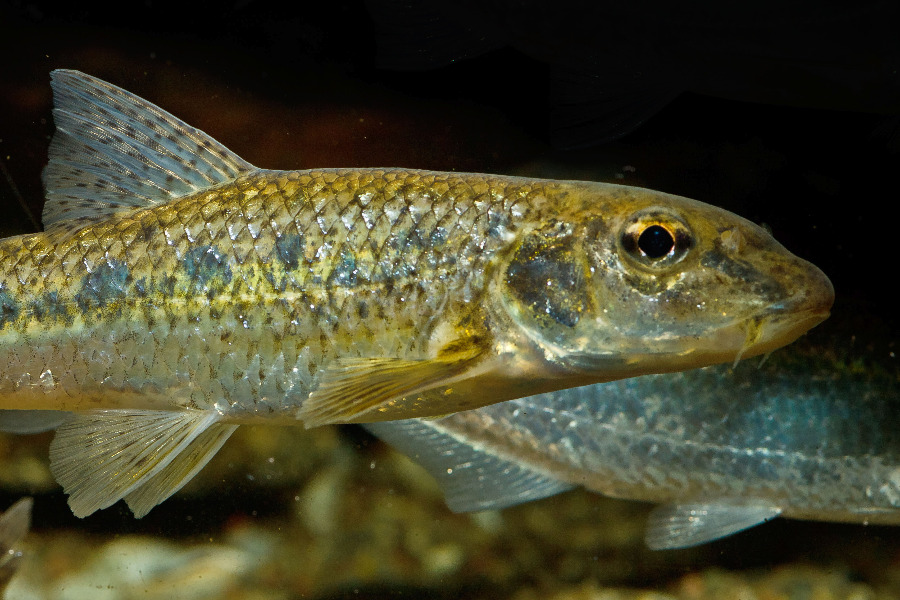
[0,70,833,518]
[0,168,532,416]
[369,357,900,549]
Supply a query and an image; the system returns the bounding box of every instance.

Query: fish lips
[739,305,832,359]
[741,262,835,357]
[558,294,833,378]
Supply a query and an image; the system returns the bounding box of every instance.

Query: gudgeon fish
[0,70,832,518]
[368,352,900,549]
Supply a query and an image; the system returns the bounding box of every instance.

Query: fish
[0,70,831,519]
[366,351,900,550]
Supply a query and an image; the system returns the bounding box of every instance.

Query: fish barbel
[0,70,831,518]
[368,352,900,550]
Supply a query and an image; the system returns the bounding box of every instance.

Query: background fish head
[496,183,834,380]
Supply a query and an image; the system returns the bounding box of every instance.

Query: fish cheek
[619,269,672,297]
[586,240,691,336]
[503,228,592,343]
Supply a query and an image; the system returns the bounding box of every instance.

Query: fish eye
[619,209,693,270]
[637,225,674,259]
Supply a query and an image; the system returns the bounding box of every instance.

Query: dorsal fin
[41,69,255,234]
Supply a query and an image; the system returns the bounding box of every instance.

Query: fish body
[368,354,900,549]
[0,70,832,518]
[0,167,830,422]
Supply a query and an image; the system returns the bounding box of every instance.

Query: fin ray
[366,419,574,512]
[42,69,255,231]
[124,423,237,518]
[645,499,782,550]
[49,410,222,518]
[299,349,482,427]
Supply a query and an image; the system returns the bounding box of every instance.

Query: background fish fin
[550,67,682,149]
[0,497,32,591]
[49,409,222,518]
[645,498,783,550]
[366,419,574,512]
[42,69,255,233]
[299,348,482,427]
[0,409,71,434]
[124,423,238,518]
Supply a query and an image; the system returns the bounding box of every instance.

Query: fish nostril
[719,228,745,253]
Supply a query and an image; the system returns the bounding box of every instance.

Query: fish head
[497,183,834,380]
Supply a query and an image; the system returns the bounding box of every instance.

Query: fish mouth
[557,265,834,377]
[737,265,835,360]
[733,307,830,362]
[557,304,832,378]
[731,258,834,361]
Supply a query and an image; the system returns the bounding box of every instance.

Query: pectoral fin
[49,409,235,518]
[299,345,484,428]
[645,499,783,550]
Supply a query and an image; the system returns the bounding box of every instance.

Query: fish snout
[779,257,834,322]
[750,259,834,355]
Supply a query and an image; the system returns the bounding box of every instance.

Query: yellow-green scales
[0,168,571,417]
[0,71,832,519]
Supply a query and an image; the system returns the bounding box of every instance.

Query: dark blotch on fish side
[429,227,448,246]
[139,222,158,243]
[182,245,233,296]
[506,232,587,329]
[274,232,303,271]
[388,227,427,256]
[263,269,287,293]
[74,260,130,314]
[0,290,20,329]
[158,274,176,297]
[29,291,72,325]
[328,249,359,287]
[134,277,148,297]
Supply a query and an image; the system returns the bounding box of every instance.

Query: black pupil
[638,225,674,259]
